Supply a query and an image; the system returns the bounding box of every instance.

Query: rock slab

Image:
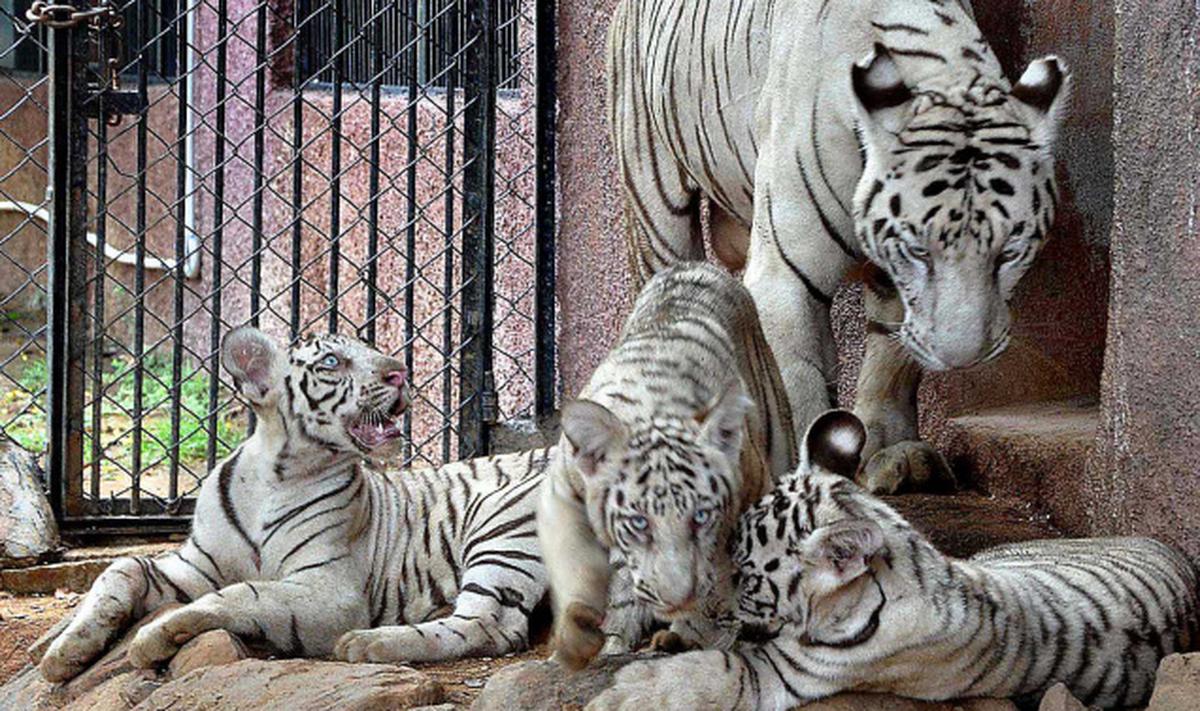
[0,441,58,565]
[1147,652,1200,711]
[471,656,1019,711]
[1038,683,1089,711]
[1,604,445,711]
[135,659,445,711]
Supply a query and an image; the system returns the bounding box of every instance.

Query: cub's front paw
[334,626,431,663]
[552,601,606,670]
[857,439,954,494]
[648,630,695,654]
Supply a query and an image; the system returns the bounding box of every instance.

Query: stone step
[0,543,177,595]
[932,399,1099,535]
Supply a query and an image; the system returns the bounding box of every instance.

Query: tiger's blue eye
[629,515,649,531]
[693,509,712,526]
[320,354,340,368]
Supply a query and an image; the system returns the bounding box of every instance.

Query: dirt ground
[0,591,81,685]
[0,590,544,706]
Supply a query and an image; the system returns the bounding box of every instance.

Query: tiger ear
[697,381,754,461]
[852,44,913,135]
[222,326,283,406]
[803,518,884,595]
[1010,55,1069,148]
[802,409,866,478]
[561,400,627,477]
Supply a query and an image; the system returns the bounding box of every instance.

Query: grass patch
[0,351,245,494]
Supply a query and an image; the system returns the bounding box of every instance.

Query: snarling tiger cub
[38,328,547,682]
[589,410,1200,710]
[538,262,798,670]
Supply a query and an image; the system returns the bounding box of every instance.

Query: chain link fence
[0,0,556,532]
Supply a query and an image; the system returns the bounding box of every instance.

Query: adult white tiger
[608,0,1069,492]
[539,262,797,670]
[589,411,1200,710]
[38,328,548,681]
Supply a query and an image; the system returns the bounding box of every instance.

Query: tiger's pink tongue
[351,418,403,448]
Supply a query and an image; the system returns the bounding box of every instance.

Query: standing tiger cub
[590,411,1200,710]
[538,263,797,670]
[38,328,548,682]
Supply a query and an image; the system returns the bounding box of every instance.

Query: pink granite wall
[1078,0,1200,559]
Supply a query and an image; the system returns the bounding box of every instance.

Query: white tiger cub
[38,328,547,681]
[538,262,797,670]
[590,411,1200,710]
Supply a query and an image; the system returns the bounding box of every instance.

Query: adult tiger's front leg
[38,542,222,682]
[853,269,954,494]
[127,571,367,668]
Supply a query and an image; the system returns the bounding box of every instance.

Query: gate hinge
[481,371,499,425]
[25,1,119,30]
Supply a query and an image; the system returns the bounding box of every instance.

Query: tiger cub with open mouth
[38,328,547,681]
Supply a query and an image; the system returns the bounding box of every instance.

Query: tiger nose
[383,369,407,389]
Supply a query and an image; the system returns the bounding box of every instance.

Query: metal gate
[0,0,557,533]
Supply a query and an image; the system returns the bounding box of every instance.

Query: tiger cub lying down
[38,328,548,682]
[590,410,1200,710]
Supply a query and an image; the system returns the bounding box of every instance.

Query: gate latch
[26,1,146,125]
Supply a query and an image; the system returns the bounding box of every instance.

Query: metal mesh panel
[0,0,555,528]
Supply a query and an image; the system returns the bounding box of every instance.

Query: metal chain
[25,1,120,30]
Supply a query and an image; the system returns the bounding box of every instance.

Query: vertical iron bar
[459,0,495,458]
[207,0,229,472]
[364,2,383,345]
[327,0,344,334]
[131,1,151,516]
[402,0,418,462]
[45,20,72,519]
[441,0,457,462]
[534,0,556,418]
[169,3,189,501]
[250,0,266,328]
[290,0,305,339]
[90,21,110,503]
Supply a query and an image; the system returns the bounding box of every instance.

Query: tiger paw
[127,608,207,669]
[552,601,606,670]
[39,631,97,683]
[857,439,955,495]
[333,626,433,663]
[648,630,695,654]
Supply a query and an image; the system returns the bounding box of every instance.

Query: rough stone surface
[933,400,1098,534]
[166,630,248,679]
[1076,1,1200,562]
[0,603,180,711]
[1038,683,1089,711]
[0,441,59,566]
[134,659,445,711]
[884,494,1060,559]
[1147,653,1200,711]
[2,603,444,711]
[472,657,1018,711]
[0,559,114,595]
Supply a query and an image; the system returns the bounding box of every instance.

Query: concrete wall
[1080,0,1200,558]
